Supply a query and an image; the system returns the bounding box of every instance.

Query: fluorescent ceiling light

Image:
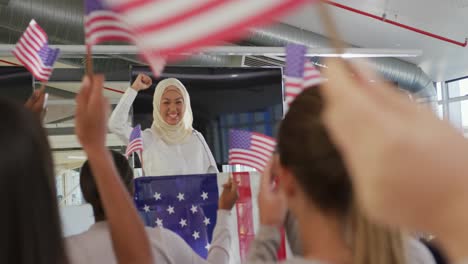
[0,45,422,58]
[67,156,86,160]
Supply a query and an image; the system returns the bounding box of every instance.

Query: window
[437,104,443,120]
[57,169,83,206]
[444,77,468,137]
[448,78,468,98]
[436,82,443,101]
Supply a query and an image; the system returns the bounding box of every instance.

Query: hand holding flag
[24,86,47,120]
[218,177,239,210]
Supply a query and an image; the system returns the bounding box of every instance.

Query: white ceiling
[280,0,468,81]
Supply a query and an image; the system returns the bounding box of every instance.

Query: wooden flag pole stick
[86,44,94,76]
[39,82,46,91]
[141,155,145,177]
[317,0,346,55]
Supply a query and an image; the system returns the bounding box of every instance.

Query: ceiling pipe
[325,0,467,48]
[0,0,238,70]
[247,23,437,101]
[0,44,422,58]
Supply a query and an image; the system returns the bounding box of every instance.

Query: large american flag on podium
[134,172,269,263]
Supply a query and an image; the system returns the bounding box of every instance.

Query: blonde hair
[351,205,406,264]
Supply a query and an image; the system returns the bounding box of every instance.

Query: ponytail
[351,204,406,264]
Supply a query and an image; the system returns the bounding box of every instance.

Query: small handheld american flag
[126,125,144,163]
[84,0,134,46]
[102,0,310,76]
[228,129,276,173]
[12,20,60,82]
[284,44,323,106]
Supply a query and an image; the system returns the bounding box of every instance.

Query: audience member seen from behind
[74,74,155,264]
[247,88,435,264]
[0,74,155,264]
[319,58,468,263]
[67,150,239,264]
[0,98,68,264]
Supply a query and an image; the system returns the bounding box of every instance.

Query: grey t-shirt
[246,225,436,264]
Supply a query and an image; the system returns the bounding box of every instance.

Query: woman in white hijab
[109,73,218,176]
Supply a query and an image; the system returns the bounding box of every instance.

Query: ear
[276,156,297,199]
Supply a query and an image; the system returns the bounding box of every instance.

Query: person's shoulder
[142,128,152,136]
[144,226,164,237]
[405,238,437,264]
[145,226,186,245]
[65,223,106,244]
[141,128,159,141]
[65,228,95,260]
[65,228,92,244]
[276,258,323,264]
[191,129,205,140]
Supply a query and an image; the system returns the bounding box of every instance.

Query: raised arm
[75,75,153,264]
[206,178,238,263]
[108,73,153,144]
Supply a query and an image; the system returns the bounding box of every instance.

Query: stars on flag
[134,174,221,258]
[203,217,211,226]
[177,192,185,201]
[155,218,163,228]
[167,205,175,215]
[154,192,162,201]
[192,231,200,240]
[179,218,187,228]
[205,243,210,251]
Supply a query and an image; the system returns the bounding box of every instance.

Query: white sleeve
[108,87,138,144]
[158,210,233,264]
[195,131,219,173]
[405,238,436,264]
[206,210,233,263]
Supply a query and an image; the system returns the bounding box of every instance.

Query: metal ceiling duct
[0,0,236,70]
[247,23,436,101]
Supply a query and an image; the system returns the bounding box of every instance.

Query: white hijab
[151,78,193,145]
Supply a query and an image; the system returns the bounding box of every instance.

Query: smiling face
[160,86,185,125]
